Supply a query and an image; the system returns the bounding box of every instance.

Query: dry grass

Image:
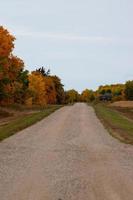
[109,101,133,121]
[110,101,133,108]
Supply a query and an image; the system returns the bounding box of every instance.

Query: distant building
[99,93,112,101]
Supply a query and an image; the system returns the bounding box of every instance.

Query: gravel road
[0,103,133,200]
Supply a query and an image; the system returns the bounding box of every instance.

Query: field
[0,105,62,141]
[110,101,133,108]
[110,101,133,120]
[94,102,133,144]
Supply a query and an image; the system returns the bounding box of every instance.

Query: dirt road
[0,103,133,200]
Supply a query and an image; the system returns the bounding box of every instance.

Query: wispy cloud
[4,24,133,45]
[11,29,133,46]
[13,29,113,44]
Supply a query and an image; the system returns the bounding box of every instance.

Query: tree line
[66,81,133,103]
[0,26,65,106]
[0,26,132,106]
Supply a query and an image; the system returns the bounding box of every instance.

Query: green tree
[51,76,65,104]
[125,80,133,100]
[36,67,50,77]
[14,70,29,104]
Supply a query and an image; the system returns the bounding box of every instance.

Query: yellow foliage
[81,89,94,102]
[28,72,47,106]
[25,97,33,107]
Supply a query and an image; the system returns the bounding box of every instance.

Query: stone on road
[0,103,133,200]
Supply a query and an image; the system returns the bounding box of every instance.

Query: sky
[0,0,133,92]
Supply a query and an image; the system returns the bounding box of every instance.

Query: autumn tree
[35,67,65,104]
[36,67,50,77]
[0,26,15,103]
[125,80,133,100]
[51,76,65,104]
[0,26,26,105]
[28,72,47,106]
[97,84,125,101]
[65,89,79,104]
[81,89,95,102]
[43,76,56,104]
[0,26,15,58]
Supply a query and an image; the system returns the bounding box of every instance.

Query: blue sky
[0,0,133,92]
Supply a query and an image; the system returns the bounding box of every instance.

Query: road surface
[0,103,133,200]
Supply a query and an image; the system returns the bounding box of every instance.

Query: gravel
[0,103,133,200]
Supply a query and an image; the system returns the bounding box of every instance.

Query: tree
[81,89,95,102]
[35,67,65,104]
[36,67,50,77]
[0,55,24,104]
[51,76,65,104]
[125,80,133,100]
[43,76,56,104]
[0,26,15,58]
[97,84,125,102]
[106,89,112,94]
[99,89,106,95]
[0,26,25,105]
[65,89,79,104]
[28,72,47,106]
[14,70,29,104]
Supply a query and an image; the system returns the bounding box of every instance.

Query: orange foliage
[8,55,24,80]
[44,77,56,104]
[0,26,15,57]
[0,26,24,105]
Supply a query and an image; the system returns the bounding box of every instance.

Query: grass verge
[0,105,62,142]
[93,103,133,144]
[110,106,133,121]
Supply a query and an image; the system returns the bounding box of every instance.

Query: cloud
[10,28,133,46]
[3,24,133,46]
[12,28,113,44]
